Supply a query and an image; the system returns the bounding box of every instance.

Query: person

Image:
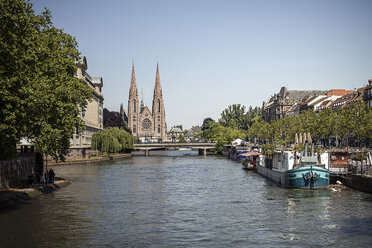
[28,175,34,188]
[44,172,48,186]
[51,169,55,183]
[48,169,53,183]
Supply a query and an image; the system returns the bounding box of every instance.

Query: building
[127,63,167,143]
[363,79,372,107]
[69,56,104,158]
[169,126,183,142]
[262,87,328,122]
[186,125,202,142]
[331,87,365,111]
[299,89,353,113]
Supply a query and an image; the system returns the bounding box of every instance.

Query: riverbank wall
[0,179,70,209]
[0,154,43,190]
[332,174,372,194]
[46,153,131,166]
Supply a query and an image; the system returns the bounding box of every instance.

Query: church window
[158,99,160,112]
[142,118,152,130]
[158,125,161,133]
[133,125,136,133]
[133,100,136,113]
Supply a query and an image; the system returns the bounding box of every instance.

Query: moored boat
[241,151,261,170]
[257,144,330,189]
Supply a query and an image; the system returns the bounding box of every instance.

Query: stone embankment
[46,153,131,166]
[0,179,70,209]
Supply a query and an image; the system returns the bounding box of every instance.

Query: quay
[0,179,70,209]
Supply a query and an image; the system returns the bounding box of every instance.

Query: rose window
[142,118,152,130]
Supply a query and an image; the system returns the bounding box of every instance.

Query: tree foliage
[0,0,92,160]
[219,104,262,130]
[247,102,372,148]
[203,121,245,152]
[91,127,134,154]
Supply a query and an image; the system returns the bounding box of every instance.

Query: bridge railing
[134,142,216,147]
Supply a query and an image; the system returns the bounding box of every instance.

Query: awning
[240,151,261,157]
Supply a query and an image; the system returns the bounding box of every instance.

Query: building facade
[69,56,104,158]
[262,87,328,122]
[127,63,167,143]
[363,79,372,107]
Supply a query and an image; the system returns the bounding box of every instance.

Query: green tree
[203,121,245,152]
[316,108,336,146]
[91,127,134,154]
[0,0,92,160]
[219,104,248,129]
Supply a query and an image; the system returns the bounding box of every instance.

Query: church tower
[128,63,139,136]
[152,63,167,141]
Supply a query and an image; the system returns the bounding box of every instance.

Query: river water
[1,150,372,247]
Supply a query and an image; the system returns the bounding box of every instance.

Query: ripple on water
[1,152,372,248]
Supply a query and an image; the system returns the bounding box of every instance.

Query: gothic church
[127,63,168,142]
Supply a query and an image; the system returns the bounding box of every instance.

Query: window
[158,99,160,112]
[142,118,152,130]
[158,125,161,133]
[133,100,136,112]
[133,125,136,133]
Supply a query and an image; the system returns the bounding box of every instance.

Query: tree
[0,0,91,160]
[219,104,248,129]
[203,121,245,152]
[91,127,134,154]
[201,118,215,131]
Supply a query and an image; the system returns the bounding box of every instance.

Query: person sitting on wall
[28,175,34,188]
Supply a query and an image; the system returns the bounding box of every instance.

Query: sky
[33,0,372,129]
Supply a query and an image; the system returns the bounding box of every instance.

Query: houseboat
[241,151,261,170]
[257,144,330,189]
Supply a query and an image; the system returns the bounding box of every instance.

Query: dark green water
[1,150,371,247]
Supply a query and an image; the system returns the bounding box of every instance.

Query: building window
[133,125,136,133]
[133,100,136,113]
[158,125,160,133]
[158,99,160,112]
[142,118,152,130]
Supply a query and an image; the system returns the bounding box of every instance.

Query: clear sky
[33,0,372,129]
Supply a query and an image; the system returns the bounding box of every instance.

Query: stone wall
[0,154,42,190]
[341,175,372,194]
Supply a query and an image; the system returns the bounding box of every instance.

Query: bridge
[133,142,216,156]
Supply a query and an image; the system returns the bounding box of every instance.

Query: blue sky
[33,0,372,129]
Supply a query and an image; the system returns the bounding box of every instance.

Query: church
[126,63,168,143]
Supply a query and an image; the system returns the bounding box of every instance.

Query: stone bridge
[133,142,216,156]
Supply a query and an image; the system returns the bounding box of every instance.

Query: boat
[231,148,250,161]
[257,143,330,189]
[178,147,192,151]
[241,151,261,170]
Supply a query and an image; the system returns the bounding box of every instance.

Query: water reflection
[0,151,371,247]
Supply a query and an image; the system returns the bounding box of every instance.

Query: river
[1,150,371,247]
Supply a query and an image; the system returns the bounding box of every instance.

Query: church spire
[129,62,138,97]
[154,62,162,96]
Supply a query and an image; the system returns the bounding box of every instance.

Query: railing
[329,163,348,174]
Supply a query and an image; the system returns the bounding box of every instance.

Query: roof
[169,127,183,133]
[327,89,354,96]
